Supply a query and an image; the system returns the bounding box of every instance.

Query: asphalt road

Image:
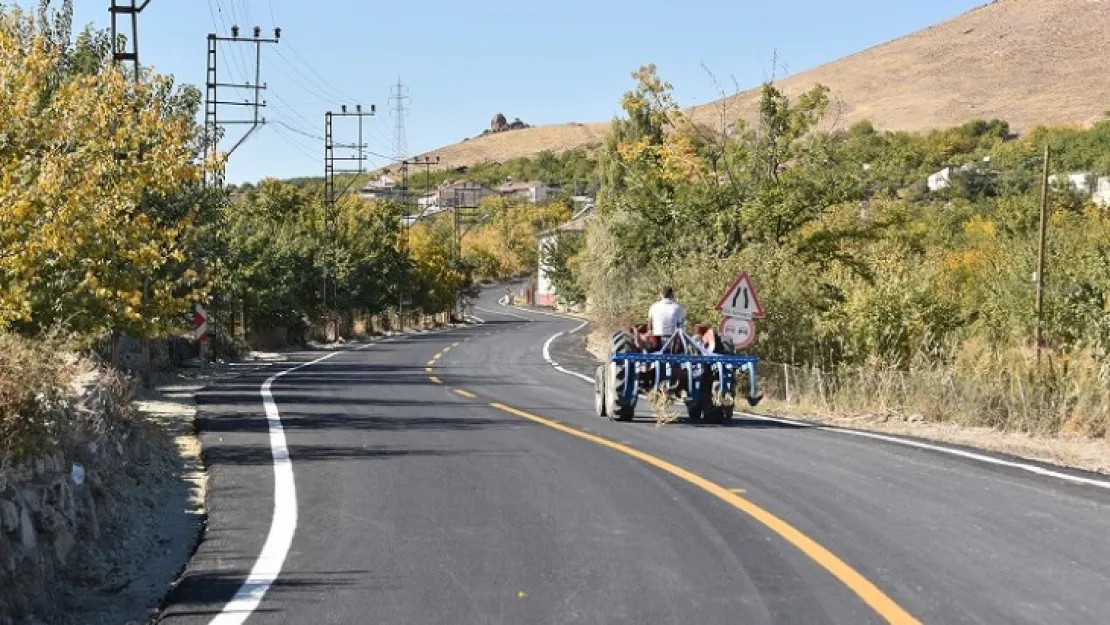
[159,288,1110,624]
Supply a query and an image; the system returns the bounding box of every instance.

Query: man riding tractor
[594,285,746,422]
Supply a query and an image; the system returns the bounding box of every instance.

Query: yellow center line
[429,376,442,385]
[489,401,920,625]
[426,360,436,366]
[453,389,477,399]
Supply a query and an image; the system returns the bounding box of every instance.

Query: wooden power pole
[1034,144,1051,364]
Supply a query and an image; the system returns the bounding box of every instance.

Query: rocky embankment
[0,354,202,625]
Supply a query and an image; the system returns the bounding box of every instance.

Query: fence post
[817,367,828,410]
[783,363,791,405]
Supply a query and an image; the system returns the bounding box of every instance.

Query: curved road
[160,288,1110,624]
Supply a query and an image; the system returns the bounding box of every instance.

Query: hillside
[413,0,1110,170]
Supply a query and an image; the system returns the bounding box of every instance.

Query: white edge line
[209,350,337,625]
[537,327,1110,492]
[208,332,444,625]
[474,305,532,322]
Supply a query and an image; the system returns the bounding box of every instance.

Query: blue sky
[37,0,984,183]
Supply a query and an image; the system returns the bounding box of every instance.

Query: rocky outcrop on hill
[484,112,531,136]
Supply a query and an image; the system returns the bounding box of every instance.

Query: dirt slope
[689,0,1110,134]
[414,0,1110,170]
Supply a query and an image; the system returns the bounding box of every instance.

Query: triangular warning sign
[715,272,764,319]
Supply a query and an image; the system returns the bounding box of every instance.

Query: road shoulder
[532,305,1110,480]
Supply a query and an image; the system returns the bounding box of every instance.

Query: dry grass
[757,344,1110,439]
[648,388,681,427]
[383,122,609,173]
[688,0,1110,134]
[415,0,1110,169]
[0,334,95,461]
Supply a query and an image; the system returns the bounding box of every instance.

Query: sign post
[715,272,764,348]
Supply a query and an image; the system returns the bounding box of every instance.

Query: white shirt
[648,298,685,337]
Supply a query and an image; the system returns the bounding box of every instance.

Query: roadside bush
[0,333,139,465]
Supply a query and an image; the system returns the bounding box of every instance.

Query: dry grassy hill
[412,0,1110,170]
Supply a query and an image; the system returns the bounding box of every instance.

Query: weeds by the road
[759,342,1110,438]
[649,389,680,427]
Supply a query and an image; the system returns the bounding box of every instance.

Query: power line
[283,36,357,103]
[212,0,252,83]
[265,47,342,104]
[269,90,319,127]
[273,119,323,142]
[208,2,246,82]
[236,0,252,26]
[256,0,346,102]
[271,124,320,161]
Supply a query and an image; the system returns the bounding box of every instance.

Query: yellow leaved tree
[0,7,207,341]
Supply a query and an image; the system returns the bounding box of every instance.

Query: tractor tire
[705,405,735,425]
[593,365,607,417]
[686,400,704,422]
[610,330,635,354]
[605,361,636,421]
[694,367,734,425]
[720,405,735,424]
[605,331,638,422]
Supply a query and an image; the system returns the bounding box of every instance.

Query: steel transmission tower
[390,78,410,164]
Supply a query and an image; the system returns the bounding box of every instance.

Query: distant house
[927,167,956,192]
[1048,172,1094,194]
[535,205,594,308]
[498,178,554,204]
[414,181,496,210]
[1094,177,1110,207]
[359,175,406,202]
[927,159,994,192]
[402,181,496,227]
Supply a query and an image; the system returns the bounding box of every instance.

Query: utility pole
[109,0,151,83]
[1035,144,1051,365]
[108,0,153,375]
[203,25,281,188]
[323,104,376,332]
[452,183,486,319]
[390,78,410,164]
[397,156,440,330]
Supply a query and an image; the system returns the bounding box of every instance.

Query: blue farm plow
[594,325,762,424]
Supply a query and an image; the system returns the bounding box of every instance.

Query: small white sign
[715,272,765,319]
[719,317,756,349]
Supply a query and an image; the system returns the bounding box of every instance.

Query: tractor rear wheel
[686,400,704,422]
[606,332,638,421]
[610,330,635,354]
[605,362,636,421]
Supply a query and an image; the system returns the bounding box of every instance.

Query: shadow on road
[205,442,531,466]
[159,569,374,622]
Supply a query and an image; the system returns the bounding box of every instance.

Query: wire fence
[756,360,1110,437]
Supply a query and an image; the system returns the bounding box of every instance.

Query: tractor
[594,322,762,424]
